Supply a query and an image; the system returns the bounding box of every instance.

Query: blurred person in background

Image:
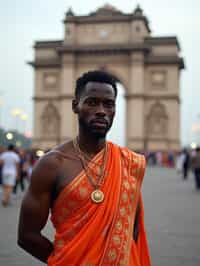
[25,151,37,181]
[0,144,20,206]
[0,146,6,191]
[167,151,175,168]
[191,146,200,190]
[156,151,162,167]
[182,148,190,180]
[13,150,27,195]
[176,150,185,174]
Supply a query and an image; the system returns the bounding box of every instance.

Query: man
[182,148,190,180]
[191,147,200,189]
[13,150,26,195]
[18,70,151,265]
[0,144,20,206]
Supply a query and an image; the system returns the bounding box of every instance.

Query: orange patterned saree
[48,142,151,266]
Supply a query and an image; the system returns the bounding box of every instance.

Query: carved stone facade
[30,4,184,151]
[41,103,60,139]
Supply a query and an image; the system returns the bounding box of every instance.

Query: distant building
[29,4,184,151]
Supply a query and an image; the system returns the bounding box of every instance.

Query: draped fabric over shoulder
[48,142,151,266]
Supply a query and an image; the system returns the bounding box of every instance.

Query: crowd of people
[145,147,200,189]
[0,144,38,206]
[145,150,177,168]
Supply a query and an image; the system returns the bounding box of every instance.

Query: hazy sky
[0,0,199,146]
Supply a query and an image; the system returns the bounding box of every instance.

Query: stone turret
[64,7,76,43]
[130,4,151,42]
[90,4,123,16]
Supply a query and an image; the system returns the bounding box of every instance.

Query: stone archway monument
[30,4,184,151]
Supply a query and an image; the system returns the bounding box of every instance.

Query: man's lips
[90,119,108,128]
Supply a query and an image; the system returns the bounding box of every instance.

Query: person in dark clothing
[13,151,26,194]
[182,148,190,179]
[191,147,200,189]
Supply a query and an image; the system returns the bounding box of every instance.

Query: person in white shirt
[0,144,20,206]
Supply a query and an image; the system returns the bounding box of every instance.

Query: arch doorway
[108,83,126,147]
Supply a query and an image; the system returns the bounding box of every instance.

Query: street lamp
[20,113,28,133]
[11,108,22,117]
[11,108,22,131]
[16,140,22,147]
[6,132,13,140]
[191,142,197,150]
[36,150,44,157]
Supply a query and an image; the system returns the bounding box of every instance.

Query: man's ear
[72,99,79,114]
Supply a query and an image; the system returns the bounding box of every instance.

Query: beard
[78,117,113,139]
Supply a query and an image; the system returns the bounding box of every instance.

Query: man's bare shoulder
[40,140,73,167]
[35,150,62,171]
[29,142,72,188]
[29,152,60,190]
[32,141,74,177]
[49,141,74,156]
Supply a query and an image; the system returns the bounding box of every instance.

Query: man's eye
[104,101,115,108]
[86,99,98,106]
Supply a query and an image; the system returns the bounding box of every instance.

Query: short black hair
[75,70,118,99]
[196,146,200,152]
[8,144,15,150]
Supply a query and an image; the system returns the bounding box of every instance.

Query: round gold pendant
[91,189,104,203]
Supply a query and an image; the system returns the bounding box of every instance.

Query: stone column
[168,67,180,150]
[59,53,77,142]
[126,52,145,151]
[167,100,180,150]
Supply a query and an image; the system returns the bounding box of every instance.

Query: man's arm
[17,154,59,263]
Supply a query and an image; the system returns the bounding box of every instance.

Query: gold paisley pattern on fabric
[79,187,89,199]
[119,207,126,217]
[115,220,123,231]
[101,150,145,265]
[123,167,128,177]
[112,235,121,246]
[123,180,131,190]
[84,262,94,266]
[122,192,128,202]
[108,249,117,262]
[51,150,105,229]
[55,239,65,250]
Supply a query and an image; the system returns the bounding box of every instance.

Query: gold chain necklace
[73,137,108,183]
[73,137,108,204]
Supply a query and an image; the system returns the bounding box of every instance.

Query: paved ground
[0,167,200,266]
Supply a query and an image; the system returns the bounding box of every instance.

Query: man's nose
[96,103,106,116]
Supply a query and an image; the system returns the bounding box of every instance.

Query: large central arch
[30,4,184,151]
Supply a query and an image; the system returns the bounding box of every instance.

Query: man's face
[74,81,116,138]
